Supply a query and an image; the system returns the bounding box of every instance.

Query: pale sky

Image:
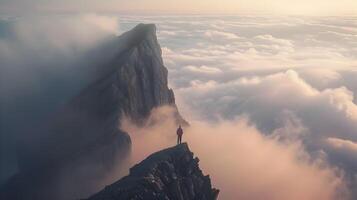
[0,0,356,15]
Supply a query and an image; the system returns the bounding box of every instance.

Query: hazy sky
[0,0,356,15]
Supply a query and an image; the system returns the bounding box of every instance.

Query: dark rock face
[87,143,219,200]
[20,23,186,171]
[1,24,186,200]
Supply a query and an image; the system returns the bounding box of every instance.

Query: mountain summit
[1,24,186,200]
[87,143,219,200]
[19,23,186,170]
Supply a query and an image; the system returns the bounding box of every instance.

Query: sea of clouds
[118,15,357,199]
[1,14,357,199]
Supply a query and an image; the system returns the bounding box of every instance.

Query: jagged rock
[19,23,186,171]
[1,24,187,200]
[87,143,219,200]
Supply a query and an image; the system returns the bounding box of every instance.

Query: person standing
[176,125,183,144]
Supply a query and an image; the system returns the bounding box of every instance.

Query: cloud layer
[121,106,348,200]
[118,15,357,198]
[2,14,357,199]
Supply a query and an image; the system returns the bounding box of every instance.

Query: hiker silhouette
[176,125,183,144]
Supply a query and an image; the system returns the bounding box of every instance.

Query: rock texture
[87,143,219,200]
[1,24,186,200]
[20,23,186,171]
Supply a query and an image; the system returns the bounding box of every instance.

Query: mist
[0,14,119,183]
[1,13,357,199]
[121,106,349,200]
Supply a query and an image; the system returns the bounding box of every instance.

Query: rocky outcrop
[1,24,187,200]
[19,23,186,171]
[87,143,219,200]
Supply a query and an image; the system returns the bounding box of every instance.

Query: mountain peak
[1,23,188,200]
[132,23,156,36]
[87,143,219,200]
[118,23,158,48]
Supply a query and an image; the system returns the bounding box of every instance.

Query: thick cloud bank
[121,106,348,200]
[178,70,357,140]
[0,14,118,97]
[0,14,119,182]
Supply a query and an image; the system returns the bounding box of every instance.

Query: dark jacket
[177,127,183,136]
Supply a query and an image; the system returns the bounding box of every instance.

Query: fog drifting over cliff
[122,106,348,200]
[2,14,357,199]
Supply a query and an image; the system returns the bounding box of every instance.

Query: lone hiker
[176,125,183,144]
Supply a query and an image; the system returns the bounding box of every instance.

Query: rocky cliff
[87,143,219,200]
[1,24,186,200]
[19,23,186,171]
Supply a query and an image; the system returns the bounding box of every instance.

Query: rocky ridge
[87,143,219,200]
[1,24,186,200]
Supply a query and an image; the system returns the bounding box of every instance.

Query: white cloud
[253,34,294,47]
[204,30,241,40]
[158,30,177,37]
[327,138,357,153]
[184,65,222,74]
[298,68,342,89]
[122,106,348,200]
[178,70,357,143]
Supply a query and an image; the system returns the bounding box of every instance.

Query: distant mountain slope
[1,24,186,200]
[87,143,219,200]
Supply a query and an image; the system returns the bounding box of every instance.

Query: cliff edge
[87,143,219,200]
[1,24,187,200]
